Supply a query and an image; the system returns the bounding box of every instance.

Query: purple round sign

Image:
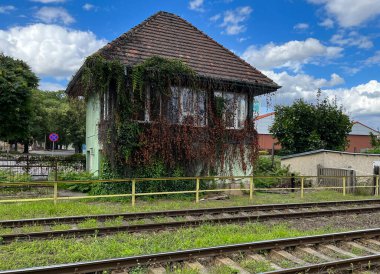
[49,133,59,142]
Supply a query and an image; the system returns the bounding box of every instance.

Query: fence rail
[0,155,85,180]
[0,175,379,206]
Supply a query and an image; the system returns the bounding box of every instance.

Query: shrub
[0,169,31,182]
[253,156,290,188]
[90,160,207,198]
[54,171,97,192]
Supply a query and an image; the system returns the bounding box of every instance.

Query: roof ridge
[99,11,277,87]
[98,11,165,58]
[353,121,380,134]
[67,11,280,96]
[165,12,277,86]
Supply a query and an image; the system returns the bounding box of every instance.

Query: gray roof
[281,149,380,160]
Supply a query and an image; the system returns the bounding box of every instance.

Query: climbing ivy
[80,54,125,98]
[132,56,196,95]
[79,54,259,182]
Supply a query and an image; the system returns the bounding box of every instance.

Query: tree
[270,97,352,154]
[29,90,85,152]
[0,54,39,152]
[65,98,86,153]
[368,132,380,154]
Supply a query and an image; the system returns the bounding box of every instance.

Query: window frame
[214,91,248,129]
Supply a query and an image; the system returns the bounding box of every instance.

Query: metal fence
[0,175,378,206]
[0,154,85,181]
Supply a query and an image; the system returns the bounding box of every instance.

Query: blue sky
[0,0,379,128]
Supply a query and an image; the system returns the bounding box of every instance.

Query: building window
[138,86,161,122]
[168,87,206,126]
[214,91,247,129]
[102,92,110,120]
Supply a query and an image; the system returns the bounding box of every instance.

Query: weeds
[0,223,340,270]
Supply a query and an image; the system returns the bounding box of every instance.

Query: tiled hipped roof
[67,11,279,95]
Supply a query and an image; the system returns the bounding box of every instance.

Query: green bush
[54,171,97,192]
[367,148,380,154]
[253,156,290,188]
[64,153,86,161]
[90,160,207,198]
[0,170,31,182]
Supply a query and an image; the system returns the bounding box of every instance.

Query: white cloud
[210,14,221,22]
[0,24,107,79]
[242,38,343,72]
[325,80,380,120]
[261,70,380,127]
[0,5,15,13]
[35,7,75,25]
[330,31,373,49]
[294,23,309,30]
[31,0,66,3]
[189,0,204,11]
[365,51,380,66]
[218,6,252,35]
[319,18,334,28]
[39,81,66,91]
[309,0,380,27]
[83,3,95,11]
[265,71,344,104]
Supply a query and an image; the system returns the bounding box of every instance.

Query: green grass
[103,216,124,227]
[301,254,323,264]
[350,246,365,256]
[240,259,274,272]
[77,219,99,229]
[277,260,297,269]
[0,223,342,270]
[0,190,373,221]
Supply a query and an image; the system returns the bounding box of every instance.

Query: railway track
[3,199,380,228]
[3,228,380,273]
[2,199,380,243]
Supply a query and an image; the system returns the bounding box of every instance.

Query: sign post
[49,133,59,156]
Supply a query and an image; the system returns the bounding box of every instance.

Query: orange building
[254,113,379,153]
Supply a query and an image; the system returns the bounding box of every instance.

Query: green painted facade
[85,94,101,175]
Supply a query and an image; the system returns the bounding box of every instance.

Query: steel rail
[264,254,380,273]
[1,228,380,274]
[1,199,380,228]
[3,204,380,243]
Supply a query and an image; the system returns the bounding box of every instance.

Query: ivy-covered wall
[80,54,260,182]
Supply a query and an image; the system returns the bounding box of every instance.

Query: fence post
[343,176,346,196]
[53,182,58,205]
[291,173,295,193]
[249,176,254,201]
[196,177,200,203]
[26,154,30,175]
[54,159,58,181]
[376,176,379,197]
[131,179,136,207]
[301,177,304,199]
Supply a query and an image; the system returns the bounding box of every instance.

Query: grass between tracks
[0,222,341,271]
[0,190,374,220]
[0,190,376,271]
